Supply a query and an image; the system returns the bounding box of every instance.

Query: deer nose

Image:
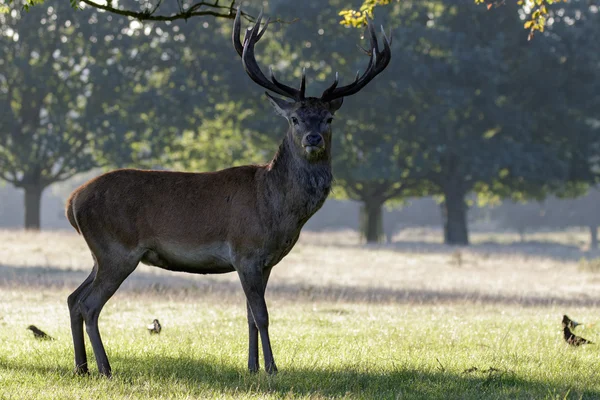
[306,134,322,146]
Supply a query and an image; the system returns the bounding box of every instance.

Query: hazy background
[1,0,599,246]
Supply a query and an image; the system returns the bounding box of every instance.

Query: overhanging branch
[78,0,254,22]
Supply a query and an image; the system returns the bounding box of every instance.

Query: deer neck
[264,131,332,222]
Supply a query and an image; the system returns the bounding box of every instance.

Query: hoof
[74,364,89,376]
[266,363,278,375]
[98,365,112,378]
[99,370,112,378]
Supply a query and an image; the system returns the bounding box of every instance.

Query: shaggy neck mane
[265,130,332,221]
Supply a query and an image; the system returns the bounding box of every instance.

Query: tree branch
[0,166,19,185]
[384,181,414,200]
[78,0,253,22]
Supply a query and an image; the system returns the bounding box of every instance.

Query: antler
[232,8,306,100]
[320,20,392,102]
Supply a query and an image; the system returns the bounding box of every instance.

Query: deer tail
[65,193,81,234]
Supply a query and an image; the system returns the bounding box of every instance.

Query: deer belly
[140,242,235,274]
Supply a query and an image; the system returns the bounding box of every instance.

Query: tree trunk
[24,184,44,230]
[360,199,384,244]
[590,225,598,250]
[518,227,526,243]
[385,230,393,244]
[441,187,469,246]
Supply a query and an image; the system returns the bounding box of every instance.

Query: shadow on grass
[343,239,600,263]
[3,263,600,307]
[2,354,598,399]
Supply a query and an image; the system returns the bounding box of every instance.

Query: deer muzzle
[302,134,323,154]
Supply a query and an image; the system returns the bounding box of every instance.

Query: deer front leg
[245,268,273,373]
[246,301,259,373]
[238,266,277,374]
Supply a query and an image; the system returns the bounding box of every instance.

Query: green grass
[1,289,600,399]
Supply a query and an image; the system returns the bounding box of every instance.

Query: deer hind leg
[67,265,98,375]
[78,253,139,377]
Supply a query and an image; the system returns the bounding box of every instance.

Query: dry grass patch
[2,229,600,306]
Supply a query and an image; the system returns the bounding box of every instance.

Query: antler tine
[232,7,244,57]
[381,25,392,46]
[366,17,380,55]
[256,17,270,41]
[235,9,304,100]
[320,18,392,101]
[243,27,251,46]
[269,67,301,98]
[251,9,264,38]
[321,72,339,98]
[356,44,371,56]
[330,50,375,97]
[379,25,392,62]
[361,48,376,78]
[232,7,263,57]
[354,20,379,79]
[299,68,306,99]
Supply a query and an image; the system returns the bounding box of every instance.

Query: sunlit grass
[1,289,600,399]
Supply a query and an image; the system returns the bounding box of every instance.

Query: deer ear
[327,98,344,113]
[266,92,294,117]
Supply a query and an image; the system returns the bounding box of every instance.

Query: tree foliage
[335,0,599,243]
[0,0,277,228]
[0,0,122,228]
[340,0,572,40]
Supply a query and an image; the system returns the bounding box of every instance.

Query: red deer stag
[65,9,391,377]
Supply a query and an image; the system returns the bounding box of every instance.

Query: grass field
[2,228,600,399]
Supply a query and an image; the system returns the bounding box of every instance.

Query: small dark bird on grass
[27,325,54,340]
[562,315,581,330]
[147,319,161,334]
[563,326,593,346]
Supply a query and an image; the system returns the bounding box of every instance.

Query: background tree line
[1,0,598,244]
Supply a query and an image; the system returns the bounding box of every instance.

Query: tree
[365,0,598,245]
[489,201,546,241]
[492,1,600,200]
[0,0,154,228]
[543,190,600,250]
[0,2,93,228]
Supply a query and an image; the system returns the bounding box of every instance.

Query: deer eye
[291,117,299,125]
[326,118,333,124]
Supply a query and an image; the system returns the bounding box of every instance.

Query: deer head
[233,9,392,161]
